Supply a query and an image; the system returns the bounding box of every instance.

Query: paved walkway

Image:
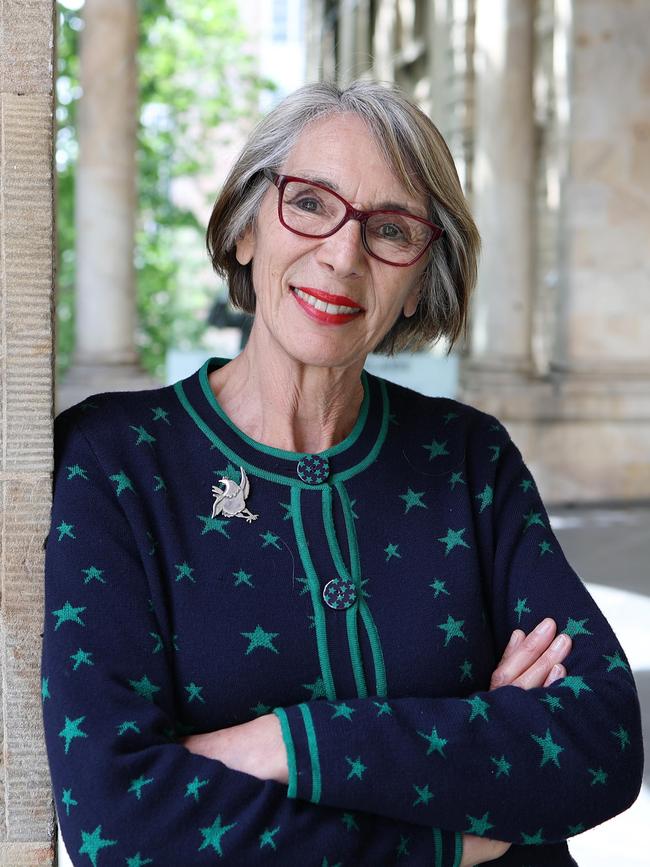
[550,504,650,866]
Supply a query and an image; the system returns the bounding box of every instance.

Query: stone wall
[0,0,56,862]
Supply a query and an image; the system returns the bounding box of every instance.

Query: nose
[315,217,366,277]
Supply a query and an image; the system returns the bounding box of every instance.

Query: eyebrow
[295,171,427,218]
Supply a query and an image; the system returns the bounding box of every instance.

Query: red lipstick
[290,286,364,326]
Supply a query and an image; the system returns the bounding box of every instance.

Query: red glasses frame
[263,169,444,267]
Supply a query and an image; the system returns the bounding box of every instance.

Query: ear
[235,225,255,265]
[403,283,420,319]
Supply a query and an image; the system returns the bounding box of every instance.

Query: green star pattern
[437,528,470,556]
[130,425,156,447]
[82,566,105,585]
[185,682,205,703]
[563,618,593,638]
[567,823,585,836]
[523,510,545,532]
[59,715,88,754]
[234,569,254,587]
[558,675,592,699]
[539,540,554,556]
[241,625,280,655]
[417,726,447,757]
[384,542,401,561]
[399,488,427,513]
[128,775,154,800]
[345,755,367,780]
[429,579,449,598]
[449,471,465,490]
[41,677,50,700]
[588,767,608,786]
[149,632,163,653]
[153,475,166,493]
[475,484,493,513]
[129,675,161,703]
[175,561,196,583]
[78,825,117,866]
[531,728,564,767]
[251,701,271,716]
[466,812,494,836]
[109,470,134,496]
[303,677,326,700]
[260,530,281,549]
[151,406,171,425]
[437,614,467,646]
[56,520,76,542]
[413,783,434,806]
[52,601,86,631]
[330,702,355,720]
[215,464,241,482]
[611,725,630,751]
[491,755,511,778]
[514,598,531,623]
[196,514,230,537]
[126,854,153,867]
[373,701,392,716]
[198,814,237,856]
[540,694,563,714]
[396,835,411,857]
[116,721,140,736]
[459,660,473,682]
[603,651,630,674]
[67,464,89,480]
[185,776,209,801]
[422,438,449,460]
[465,695,490,722]
[62,787,78,815]
[70,648,93,671]
[520,479,534,493]
[322,859,343,867]
[443,412,458,424]
[259,826,280,851]
[521,828,545,845]
[341,812,359,831]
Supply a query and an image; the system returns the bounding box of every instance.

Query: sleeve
[41,408,463,867]
[274,427,644,847]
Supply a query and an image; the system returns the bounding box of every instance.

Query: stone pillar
[57,0,157,412]
[0,0,57,863]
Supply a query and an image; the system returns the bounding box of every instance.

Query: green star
[241,625,280,655]
[399,488,427,513]
[116,720,140,736]
[520,478,534,493]
[66,464,89,481]
[521,828,545,845]
[558,675,592,699]
[422,438,450,460]
[233,569,254,587]
[198,814,237,856]
[437,528,470,556]
[437,614,467,646]
[78,825,117,866]
[260,530,281,549]
[563,617,593,638]
[109,470,134,496]
[56,520,76,542]
[279,501,292,521]
[294,575,310,596]
[174,561,196,583]
[539,540,554,556]
[62,787,78,815]
[540,693,563,713]
[151,406,171,425]
[345,755,367,780]
[126,854,153,867]
[384,542,401,561]
[149,632,163,653]
[514,597,531,623]
[429,578,450,598]
[185,776,209,802]
[250,701,271,716]
[465,695,490,722]
[588,767,608,786]
[322,859,343,867]
[523,510,545,531]
[603,651,630,673]
[341,812,359,831]
[41,677,50,700]
[153,475,166,492]
[185,681,205,703]
[82,565,105,585]
[215,464,240,482]
[488,445,501,463]
[373,701,392,716]
[330,702,355,720]
[259,826,280,851]
[567,823,585,836]
[531,728,564,767]
[129,675,161,703]
[443,411,459,425]
[396,834,411,857]
[52,601,86,631]
[490,755,511,778]
[196,514,230,538]
[349,499,359,519]
[611,725,630,751]
[302,677,326,700]
[466,812,494,836]
[130,425,156,447]
[128,775,154,800]
[70,648,93,671]
[59,715,88,754]
[475,484,493,513]
[412,783,434,806]
[417,726,447,757]
[459,659,473,682]
[449,471,466,490]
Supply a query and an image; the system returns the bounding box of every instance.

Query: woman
[42,82,643,866]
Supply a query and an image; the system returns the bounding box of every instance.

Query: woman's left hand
[181,713,289,784]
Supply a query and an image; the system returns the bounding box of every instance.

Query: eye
[294,195,322,213]
[377,222,406,241]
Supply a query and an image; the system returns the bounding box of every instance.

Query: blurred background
[53,1,648,864]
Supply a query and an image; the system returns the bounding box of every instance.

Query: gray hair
[206,80,480,353]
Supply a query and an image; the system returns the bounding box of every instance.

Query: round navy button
[297,454,330,484]
[322,577,357,610]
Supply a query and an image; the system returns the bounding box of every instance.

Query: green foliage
[56,0,273,378]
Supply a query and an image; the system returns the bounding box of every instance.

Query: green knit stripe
[321,485,352,580]
[333,377,390,483]
[298,703,322,804]
[453,831,463,867]
[291,487,336,701]
[432,828,443,867]
[272,707,298,799]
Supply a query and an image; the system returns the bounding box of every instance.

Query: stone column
[57,0,157,412]
[0,0,57,862]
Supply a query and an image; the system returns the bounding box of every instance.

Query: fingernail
[551,664,563,678]
[536,618,554,636]
[551,634,567,650]
[508,630,521,648]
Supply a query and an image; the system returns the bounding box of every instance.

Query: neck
[208,324,366,454]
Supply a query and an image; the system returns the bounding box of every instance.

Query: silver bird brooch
[211,466,258,523]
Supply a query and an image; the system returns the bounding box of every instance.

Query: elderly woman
[42,82,642,866]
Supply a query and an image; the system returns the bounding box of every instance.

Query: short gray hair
[206,80,480,353]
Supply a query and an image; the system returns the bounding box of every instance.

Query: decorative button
[322,577,357,610]
[296,454,330,484]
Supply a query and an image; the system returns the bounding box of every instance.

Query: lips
[290,286,364,325]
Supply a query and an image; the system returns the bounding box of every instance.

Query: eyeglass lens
[281,180,433,265]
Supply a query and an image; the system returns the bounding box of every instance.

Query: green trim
[272,707,298,798]
[452,831,463,867]
[333,377,390,483]
[199,358,370,460]
[338,483,388,696]
[298,703,321,804]
[290,486,336,701]
[432,828,442,867]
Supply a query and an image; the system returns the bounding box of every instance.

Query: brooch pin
[212,466,258,523]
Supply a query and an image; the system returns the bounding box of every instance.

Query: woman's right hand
[458,618,573,865]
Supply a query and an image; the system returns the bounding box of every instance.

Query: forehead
[281,113,425,213]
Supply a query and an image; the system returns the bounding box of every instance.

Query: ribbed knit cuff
[272,702,320,803]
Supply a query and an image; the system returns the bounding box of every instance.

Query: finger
[500,629,526,662]
[543,662,567,688]
[512,634,573,690]
[490,618,557,689]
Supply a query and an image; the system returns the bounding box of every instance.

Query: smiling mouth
[290,286,364,316]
